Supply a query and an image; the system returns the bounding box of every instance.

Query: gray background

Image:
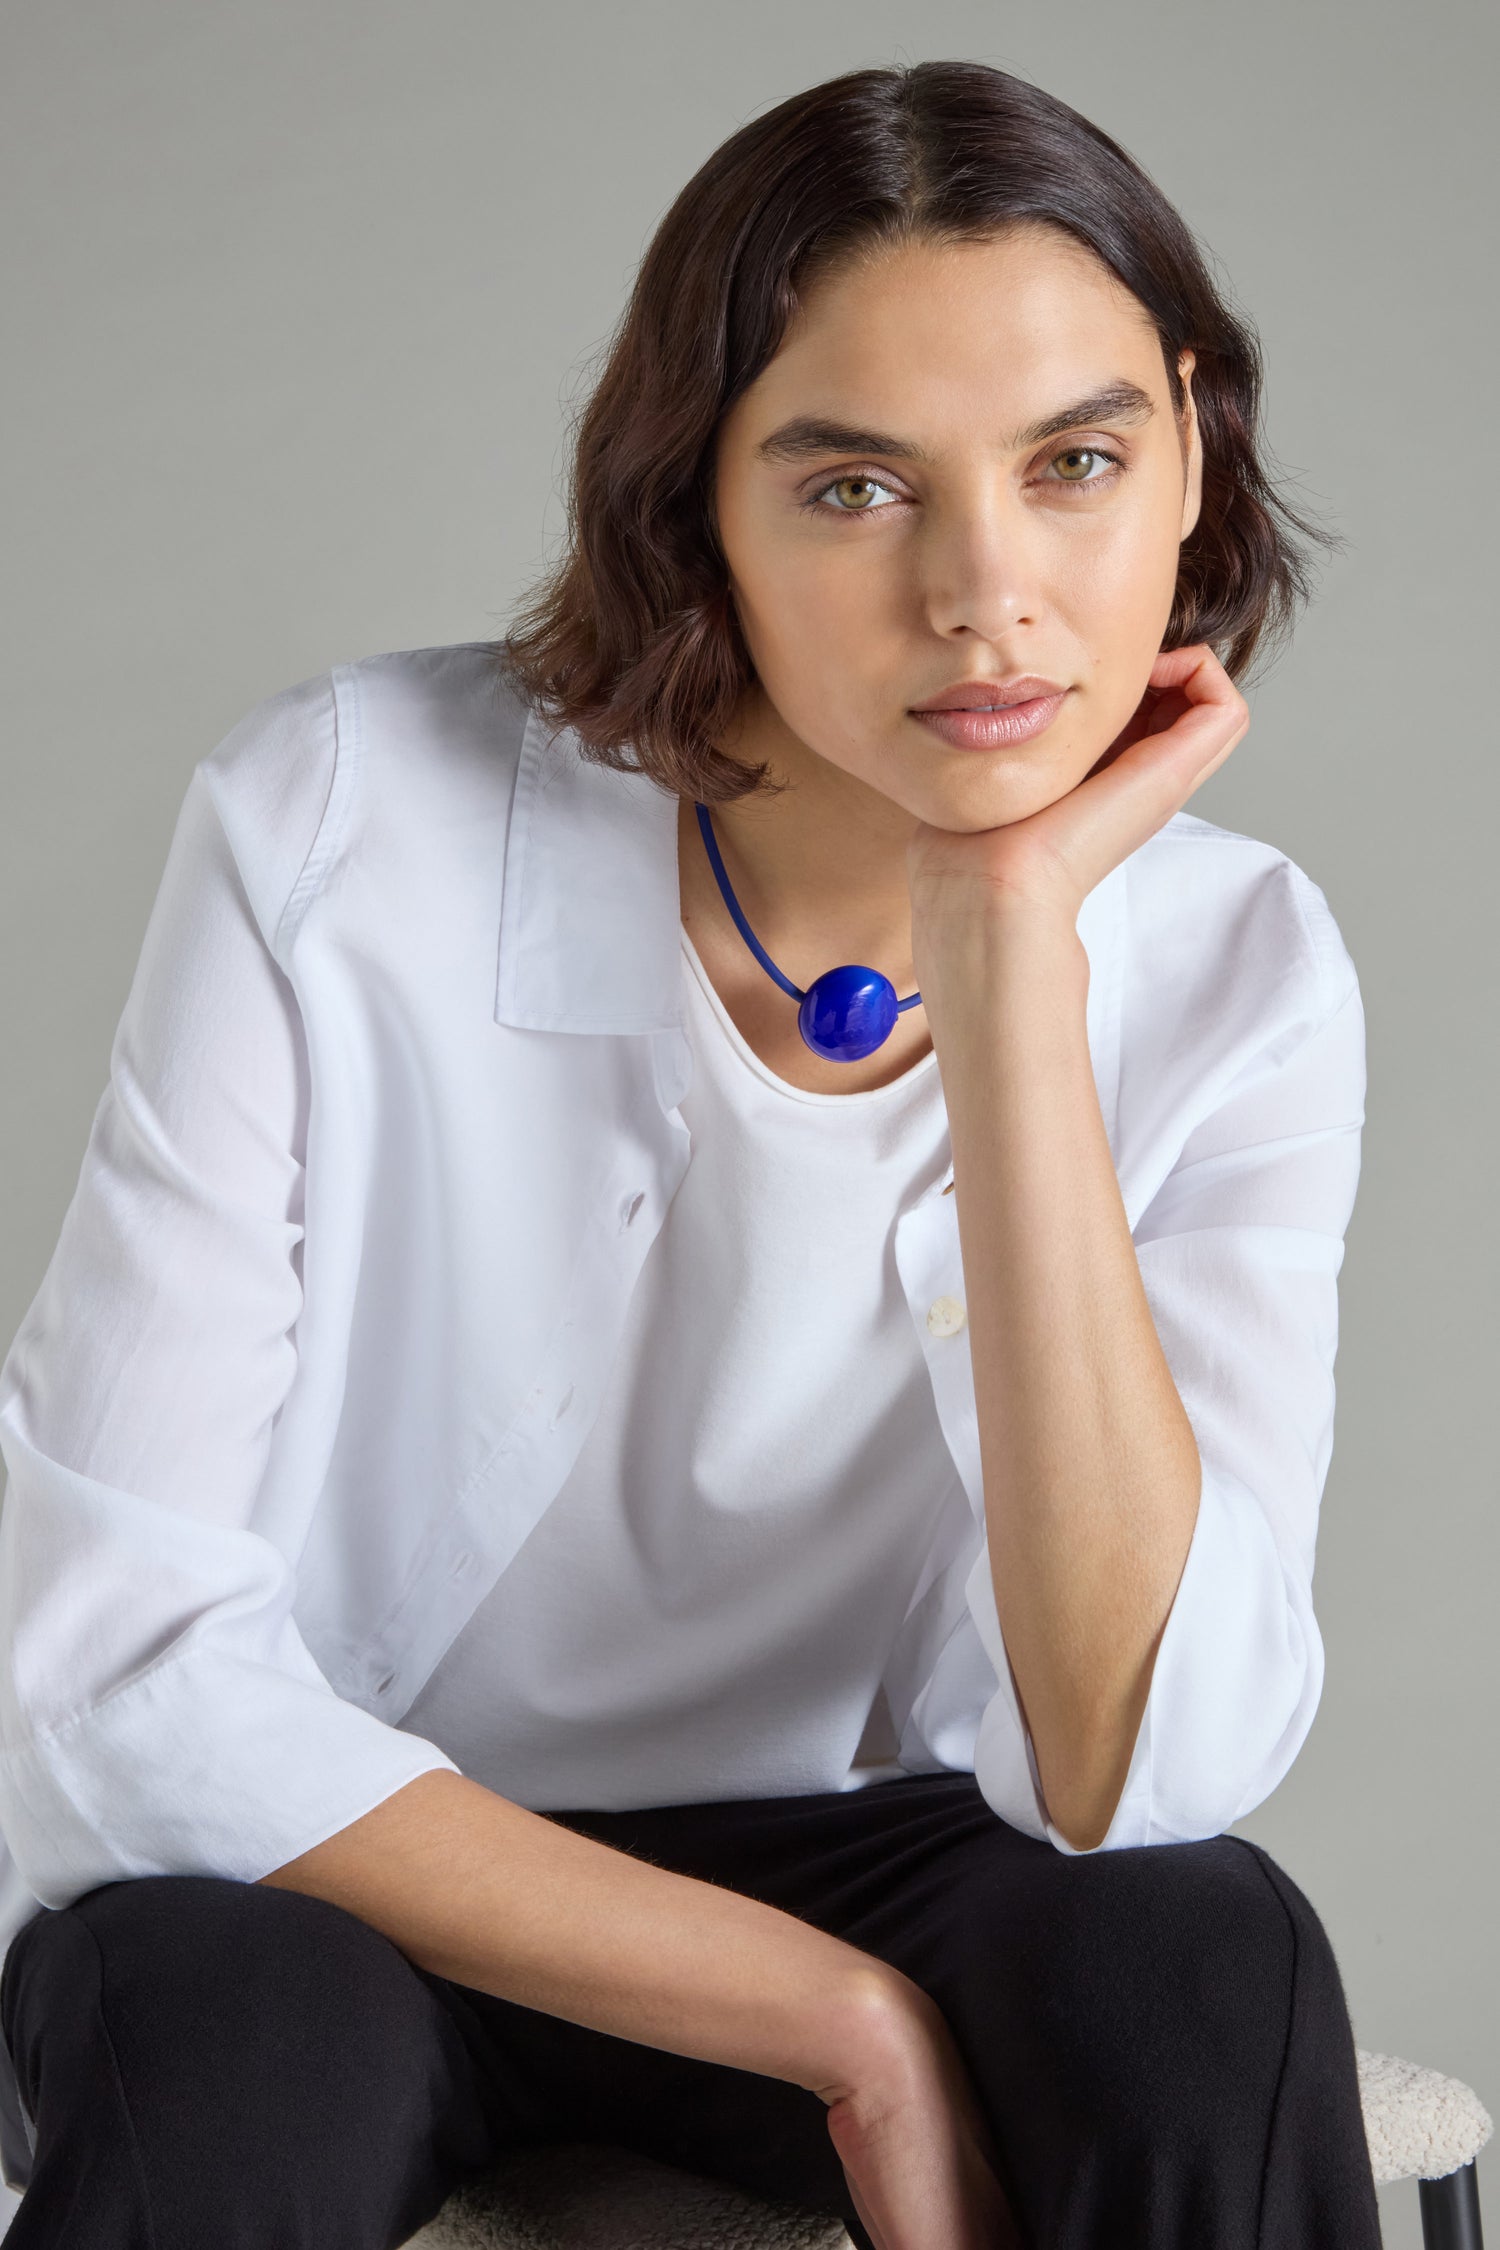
[2,4,1494,2241]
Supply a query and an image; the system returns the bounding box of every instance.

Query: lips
[908,681,1070,751]
[910,676,1069,712]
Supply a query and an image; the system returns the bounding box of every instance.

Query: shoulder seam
[1158,818,1350,1007]
[1282,864,1354,1019]
[272,665,362,969]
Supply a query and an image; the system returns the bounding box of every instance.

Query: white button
[926,1295,966,1337]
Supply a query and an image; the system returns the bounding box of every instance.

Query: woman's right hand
[268,1773,1021,2244]
[813,1972,1023,2250]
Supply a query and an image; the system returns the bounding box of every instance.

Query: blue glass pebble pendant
[797,964,901,1062]
[693,802,923,1063]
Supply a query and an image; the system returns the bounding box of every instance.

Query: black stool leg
[1419,2161,1484,2250]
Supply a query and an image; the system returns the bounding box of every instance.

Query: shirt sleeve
[961,888,1367,1853]
[0,686,460,1910]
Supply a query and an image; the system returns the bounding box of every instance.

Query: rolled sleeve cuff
[965,1462,1322,1853]
[0,1634,461,1907]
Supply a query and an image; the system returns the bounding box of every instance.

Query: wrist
[915,902,1089,1025]
[802,1957,946,2105]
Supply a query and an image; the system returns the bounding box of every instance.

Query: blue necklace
[693,801,923,1063]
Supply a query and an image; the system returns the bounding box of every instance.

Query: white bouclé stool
[402,2048,1492,2250]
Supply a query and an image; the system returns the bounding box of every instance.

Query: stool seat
[404,2140,849,2249]
[403,2047,1494,2249]
[1358,2048,1494,2186]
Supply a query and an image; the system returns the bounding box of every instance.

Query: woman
[0,58,1379,2250]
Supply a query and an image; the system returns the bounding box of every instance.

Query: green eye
[810,472,900,512]
[1048,446,1124,486]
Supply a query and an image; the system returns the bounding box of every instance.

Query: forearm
[918,907,1201,1849]
[258,1766,909,2097]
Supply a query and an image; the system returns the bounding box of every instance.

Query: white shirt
[0,641,1367,1975]
[402,919,957,1807]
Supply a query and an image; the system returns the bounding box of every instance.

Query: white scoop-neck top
[0,645,1368,1945]
[401,922,961,1807]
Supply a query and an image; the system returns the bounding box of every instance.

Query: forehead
[727,228,1164,444]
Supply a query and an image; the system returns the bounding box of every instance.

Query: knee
[949,1833,1301,2141]
[1081,1838,1297,2080]
[2,1877,483,2243]
[43,1873,416,2066]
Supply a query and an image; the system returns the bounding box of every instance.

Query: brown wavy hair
[495,60,1339,806]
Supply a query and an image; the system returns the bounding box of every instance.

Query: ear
[1177,349,1203,542]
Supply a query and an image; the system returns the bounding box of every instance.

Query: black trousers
[0,1770,1382,2249]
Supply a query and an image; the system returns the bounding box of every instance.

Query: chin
[938,759,1086,823]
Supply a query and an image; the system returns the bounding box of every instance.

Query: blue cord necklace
[693,801,923,1063]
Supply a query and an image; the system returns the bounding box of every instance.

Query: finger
[1142,647,1244,751]
[1048,705,1245,884]
[1144,641,1236,700]
[1050,652,1246,870]
[1097,646,1238,776]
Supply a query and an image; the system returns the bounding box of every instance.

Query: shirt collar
[494,703,1126,1063]
[495,707,686,1034]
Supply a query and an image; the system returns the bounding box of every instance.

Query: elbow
[1035,1747,1136,1854]
[1028,1646,1164,1855]
[1047,1804,1115,1854]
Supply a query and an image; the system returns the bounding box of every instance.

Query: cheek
[732,530,897,686]
[1044,508,1182,760]
[1058,501,1182,673]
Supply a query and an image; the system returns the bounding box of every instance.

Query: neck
[692,689,923,990]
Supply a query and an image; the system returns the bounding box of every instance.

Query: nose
[917,486,1042,643]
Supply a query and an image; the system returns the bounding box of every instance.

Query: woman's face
[711,224,1202,830]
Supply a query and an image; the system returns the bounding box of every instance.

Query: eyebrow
[754,381,1158,465]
